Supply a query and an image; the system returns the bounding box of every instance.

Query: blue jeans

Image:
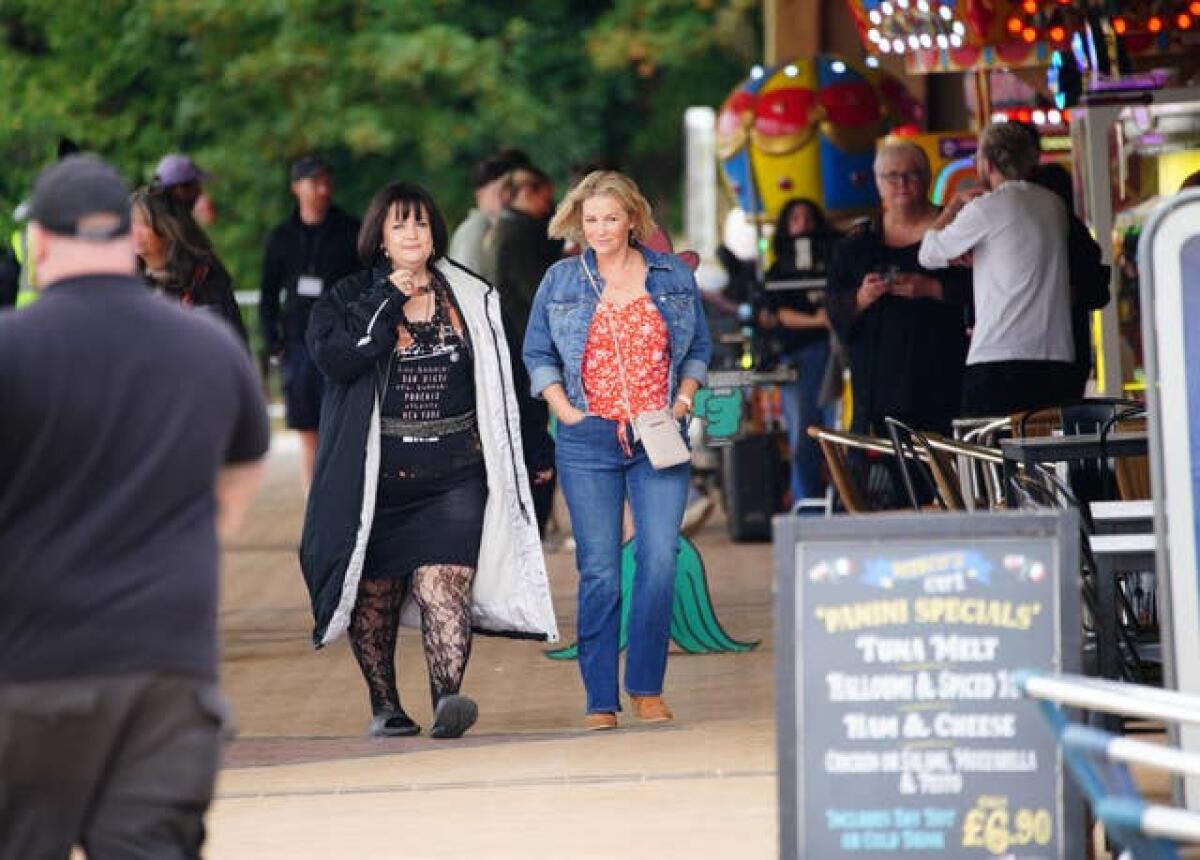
[780,339,832,501]
[556,416,690,713]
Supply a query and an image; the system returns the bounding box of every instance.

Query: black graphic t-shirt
[377,285,483,502]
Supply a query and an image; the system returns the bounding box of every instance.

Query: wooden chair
[1101,410,1150,501]
[808,427,896,514]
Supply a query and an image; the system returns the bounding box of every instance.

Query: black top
[762,232,837,352]
[0,274,270,682]
[145,257,248,344]
[260,205,361,350]
[377,275,483,496]
[826,218,972,434]
[481,207,563,339]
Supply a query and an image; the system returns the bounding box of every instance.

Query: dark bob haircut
[357,181,448,268]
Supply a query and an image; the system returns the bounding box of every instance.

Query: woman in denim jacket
[524,171,711,730]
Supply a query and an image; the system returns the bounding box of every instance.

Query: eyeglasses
[876,170,928,186]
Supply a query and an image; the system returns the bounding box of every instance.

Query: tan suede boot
[630,695,673,722]
[583,712,618,731]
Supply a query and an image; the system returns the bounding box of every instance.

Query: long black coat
[300,268,407,646]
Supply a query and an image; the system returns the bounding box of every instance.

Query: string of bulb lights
[865,0,968,54]
[863,0,1200,57]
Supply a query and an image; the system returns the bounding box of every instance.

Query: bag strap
[580,257,637,424]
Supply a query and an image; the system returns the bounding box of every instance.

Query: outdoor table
[999,431,1149,505]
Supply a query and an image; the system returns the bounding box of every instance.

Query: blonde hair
[874,139,931,175]
[548,170,657,246]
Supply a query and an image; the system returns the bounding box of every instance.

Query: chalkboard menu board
[774,512,1082,859]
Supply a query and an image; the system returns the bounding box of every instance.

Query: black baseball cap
[28,154,131,241]
[290,155,331,182]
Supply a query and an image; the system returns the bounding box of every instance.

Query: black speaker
[720,432,786,542]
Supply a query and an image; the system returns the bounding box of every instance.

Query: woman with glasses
[826,140,971,439]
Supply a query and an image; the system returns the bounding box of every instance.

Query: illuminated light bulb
[1047,109,1062,124]
[1049,25,1066,41]
[952,20,966,34]
[784,64,799,77]
[881,1,894,14]
[908,34,921,48]
[917,0,930,12]
[1192,1,1200,16]
[750,65,765,79]
[866,56,881,67]
[1112,17,1128,35]
[869,9,883,24]
[919,33,933,47]
[1007,16,1024,33]
[936,33,949,48]
[1148,15,1163,33]
[1022,0,1036,13]
[1022,26,1037,43]
[1032,109,1046,124]
[831,60,847,73]
[879,38,893,53]
[1177,13,1193,29]
[869,27,882,41]
[897,0,909,9]
[949,32,964,47]
[992,111,1009,122]
[1017,108,1032,122]
[894,38,908,52]
[939,4,953,20]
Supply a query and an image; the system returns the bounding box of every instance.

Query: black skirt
[362,468,487,579]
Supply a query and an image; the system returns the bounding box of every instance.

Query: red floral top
[582,295,670,453]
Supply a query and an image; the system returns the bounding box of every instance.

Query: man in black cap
[0,155,270,856]
[260,154,360,488]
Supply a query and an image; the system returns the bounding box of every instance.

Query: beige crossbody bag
[580,258,691,470]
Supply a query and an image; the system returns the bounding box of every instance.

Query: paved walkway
[206,432,779,858]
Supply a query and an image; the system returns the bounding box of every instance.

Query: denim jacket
[523,245,711,411]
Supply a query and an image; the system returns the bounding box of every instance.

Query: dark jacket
[146,258,247,344]
[481,208,563,338]
[0,246,18,309]
[299,268,405,645]
[260,206,361,351]
[1066,211,1112,382]
[826,217,971,434]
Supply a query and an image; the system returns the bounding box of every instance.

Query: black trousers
[961,360,1080,417]
[0,673,225,860]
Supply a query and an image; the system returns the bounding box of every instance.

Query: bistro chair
[808,427,899,514]
[1100,407,1151,501]
[958,416,1011,509]
[882,417,963,511]
[1013,397,1144,503]
[1011,465,1159,691]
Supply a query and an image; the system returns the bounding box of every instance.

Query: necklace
[397,281,449,353]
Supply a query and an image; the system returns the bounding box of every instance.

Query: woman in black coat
[301,181,556,741]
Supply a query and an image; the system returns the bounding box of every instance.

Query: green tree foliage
[0,0,758,291]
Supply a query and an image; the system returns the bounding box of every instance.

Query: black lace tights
[348,565,475,715]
